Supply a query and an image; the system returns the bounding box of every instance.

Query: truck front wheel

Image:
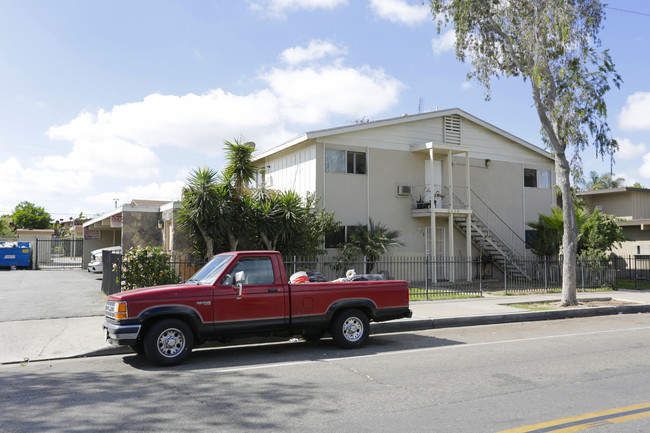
[330,309,369,349]
[144,319,194,366]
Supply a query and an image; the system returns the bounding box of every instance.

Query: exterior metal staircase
[453,190,532,281]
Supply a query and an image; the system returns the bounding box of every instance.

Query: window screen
[325,149,346,173]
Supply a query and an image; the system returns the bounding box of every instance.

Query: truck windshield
[186,254,234,285]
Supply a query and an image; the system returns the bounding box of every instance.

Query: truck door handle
[268,288,278,293]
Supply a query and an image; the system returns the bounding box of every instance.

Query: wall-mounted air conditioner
[397,185,411,196]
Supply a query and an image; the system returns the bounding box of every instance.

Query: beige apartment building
[253,108,556,281]
[578,187,650,256]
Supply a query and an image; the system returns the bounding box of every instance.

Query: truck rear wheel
[144,319,193,366]
[330,309,369,349]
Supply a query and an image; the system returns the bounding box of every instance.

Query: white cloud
[87,180,186,209]
[615,137,646,160]
[22,43,404,215]
[619,91,650,131]
[639,153,650,180]
[280,40,347,65]
[431,29,456,55]
[261,65,403,124]
[48,52,404,161]
[369,0,429,26]
[248,0,347,18]
[38,137,160,179]
[0,157,92,210]
[46,89,292,157]
[461,81,472,90]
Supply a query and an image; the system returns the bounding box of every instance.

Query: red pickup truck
[103,250,411,366]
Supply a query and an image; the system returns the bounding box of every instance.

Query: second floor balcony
[410,184,470,214]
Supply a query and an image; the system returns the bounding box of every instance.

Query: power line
[605,6,650,17]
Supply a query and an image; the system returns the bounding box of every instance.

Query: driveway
[0,269,105,322]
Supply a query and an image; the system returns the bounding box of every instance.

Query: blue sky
[1,0,649,220]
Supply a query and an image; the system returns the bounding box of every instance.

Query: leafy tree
[630,182,646,189]
[580,207,626,257]
[342,219,402,273]
[429,0,621,305]
[0,216,15,237]
[528,204,625,257]
[12,201,51,229]
[578,170,624,190]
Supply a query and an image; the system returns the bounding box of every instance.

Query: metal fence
[34,237,83,270]
[283,254,642,300]
[100,251,650,299]
[611,255,650,290]
[101,251,207,296]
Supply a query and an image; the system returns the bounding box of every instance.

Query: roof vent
[444,114,461,145]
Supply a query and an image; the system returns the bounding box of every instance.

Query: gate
[35,237,83,270]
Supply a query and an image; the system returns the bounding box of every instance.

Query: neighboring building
[82,200,192,268]
[253,108,556,281]
[577,187,650,256]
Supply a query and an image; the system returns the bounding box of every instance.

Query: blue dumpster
[0,242,31,268]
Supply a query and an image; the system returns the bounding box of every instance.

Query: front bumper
[103,321,141,346]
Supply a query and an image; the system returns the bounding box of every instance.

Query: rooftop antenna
[418,97,424,113]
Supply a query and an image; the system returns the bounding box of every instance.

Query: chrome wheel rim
[342,317,363,342]
[157,328,185,358]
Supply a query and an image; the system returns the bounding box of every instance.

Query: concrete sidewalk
[2,290,650,365]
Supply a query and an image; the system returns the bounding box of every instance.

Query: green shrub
[116,246,179,291]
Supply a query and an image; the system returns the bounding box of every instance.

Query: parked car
[103,250,411,366]
[87,246,121,273]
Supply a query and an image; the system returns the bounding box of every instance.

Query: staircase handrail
[455,189,528,257]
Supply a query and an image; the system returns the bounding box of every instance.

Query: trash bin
[0,242,31,269]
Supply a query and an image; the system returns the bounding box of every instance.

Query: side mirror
[235,271,246,284]
[234,271,245,299]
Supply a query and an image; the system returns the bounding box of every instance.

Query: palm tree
[578,171,625,190]
[527,204,591,257]
[343,219,402,272]
[223,139,257,197]
[177,167,220,259]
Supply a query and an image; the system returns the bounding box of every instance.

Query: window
[325,148,367,174]
[524,168,551,189]
[225,257,275,285]
[347,151,366,174]
[325,227,345,248]
[525,229,536,250]
[324,225,360,248]
[524,168,537,188]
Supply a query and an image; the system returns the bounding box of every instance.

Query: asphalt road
[2,314,650,433]
[0,269,105,321]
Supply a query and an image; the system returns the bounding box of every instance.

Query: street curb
[371,304,650,333]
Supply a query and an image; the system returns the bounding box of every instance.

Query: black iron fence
[283,254,647,300]
[100,251,650,299]
[101,251,207,296]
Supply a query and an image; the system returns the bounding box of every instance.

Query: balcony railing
[411,185,469,211]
